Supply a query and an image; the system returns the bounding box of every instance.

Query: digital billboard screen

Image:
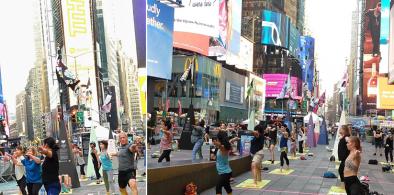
[377,76,394,109]
[263,74,301,99]
[133,0,146,68]
[299,36,315,92]
[363,0,382,111]
[147,0,174,79]
[261,10,289,48]
[388,1,394,83]
[173,0,218,55]
[288,23,300,58]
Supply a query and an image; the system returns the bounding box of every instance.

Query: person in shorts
[267,123,278,164]
[111,132,138,195]
[374,128,383,156]
[250,121,266,185]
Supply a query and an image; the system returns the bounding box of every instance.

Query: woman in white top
[5,146,27,195]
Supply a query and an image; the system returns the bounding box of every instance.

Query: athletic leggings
[385,147,393,162]
[27,183,42,195]
[103,170,115,193]
[80,164,86,176]
[158,149,171,162]
[93,161,101,179]
[299,141,304,153]
[216,173,232,194]
[344,175,363,195]
[280,151,289,167]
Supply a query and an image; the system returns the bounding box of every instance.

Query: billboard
[288,23,301,58]
[261,10,289,48]
[173,0,218,55]
[363,0,382,111]
[0,66,3,103]
[173,0,219,37]
[377,76,394,109]
[379,0,390,74]
[299,36,315,91]
[237,37,254,72]
[263,74,301,99]
[225,81,244,104]
[61,0,99,121]
[133,0,146,68]
[389,1,394,83]
[138,68,147,115]
[147,0,174,79]
[248,74,266,120]
[228,0,242,54]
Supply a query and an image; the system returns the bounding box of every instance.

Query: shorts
[252,149,264,163]
[269,139,276,146]
[375,140,382,148]
[118,169,136,189]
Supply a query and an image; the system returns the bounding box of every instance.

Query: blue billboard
[147,0,174,80]
[261,10,289,48]
[288,23,300,58]
[299,36,315,91]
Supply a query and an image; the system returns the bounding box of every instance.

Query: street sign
[76,112,84,124]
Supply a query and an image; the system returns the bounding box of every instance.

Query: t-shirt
[118,143,134,171]
[14,156,25,180]
[21,157,42,183]
[250,124,265,155]
[42,151,59,184]
[99,151,113,171]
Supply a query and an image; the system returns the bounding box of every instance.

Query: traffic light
[71,110,77,123]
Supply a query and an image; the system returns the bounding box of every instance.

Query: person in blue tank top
[279,127,290,172]
[21,146,43,195]
[213,132,232,195]
[99,140,116,195]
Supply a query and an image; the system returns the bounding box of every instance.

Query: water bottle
[39,186,46,195]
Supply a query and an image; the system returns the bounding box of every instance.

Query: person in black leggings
[279,128,289,172]
[384,132,393,163]
[90,142,101,183]
[338,125,351,187]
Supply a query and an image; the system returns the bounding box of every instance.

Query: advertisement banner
[249,74,266,120]
[363,0,381,111]
[379,0,390,74]
[0,66,3,103]
[389,1,394,83]
[147,0,174,79]
[299,36,315,91]
[61,0,99,121]
[228,0,242,54]
[208,0,229,57]
[172,0,218,55]
[377,76,394,109]
[263,74,301,99]
[133,0,146,68]
[261,10,289,48]
[225,81,244,104]
[173,0,219,37]
[288,23,300,58]
[138,68,147,115]
[236,37,254,72]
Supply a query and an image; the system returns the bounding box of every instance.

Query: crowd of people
[1,132,141,195]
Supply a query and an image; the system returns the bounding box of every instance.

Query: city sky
[0,0,356,115]
[0,1,35,115]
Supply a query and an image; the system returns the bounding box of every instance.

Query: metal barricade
[0,157,14,183]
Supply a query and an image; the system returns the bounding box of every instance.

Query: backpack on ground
[323,171,337,178]
[382,164,392,172]
[368,159,378,165]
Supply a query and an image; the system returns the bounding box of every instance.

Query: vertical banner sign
[62,0,99,123]
[147,0,174,80]
[0,66,3,103]
[363,1,382,111]
[379,0,390,74]
[388,0,394,83]
[132,0,146,68]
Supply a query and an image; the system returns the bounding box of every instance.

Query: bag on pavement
[382,165,392,172]
[368,159,378,165]
[323,171,337,178]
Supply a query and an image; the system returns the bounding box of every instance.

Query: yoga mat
[60,189,73,195]
[87,181,104,186]
[328,186,346,195]
[235,179,270,189]
[288,156,298,160]
[269,168,294,175]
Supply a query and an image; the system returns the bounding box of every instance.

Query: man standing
[250,121,266,185]
[112,132,138,195]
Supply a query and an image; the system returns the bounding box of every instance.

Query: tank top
[99,151,113,171]
[160,131,173,150]
[91,149,98,163]
[216,150,232,175]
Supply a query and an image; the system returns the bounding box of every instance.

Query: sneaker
[380,154,382,156]
[271,160,274,164]
[373,153,376,156]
